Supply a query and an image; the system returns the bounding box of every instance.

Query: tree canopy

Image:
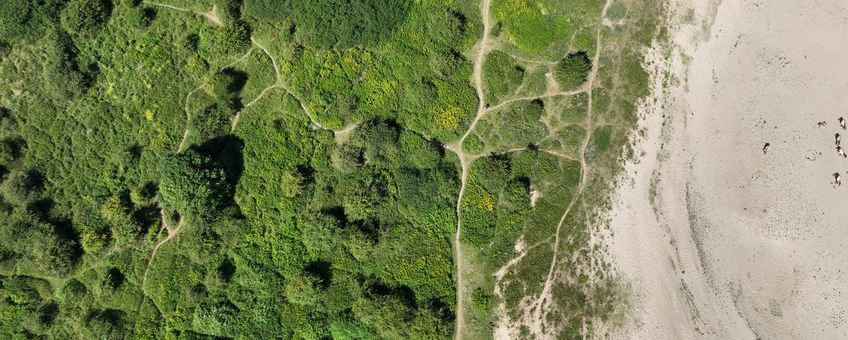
[158,150,231,215]
[555,51,593,89]
[60,0,112,35]
[244,0,412,48]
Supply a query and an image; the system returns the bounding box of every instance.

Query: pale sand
[604,0,848,338]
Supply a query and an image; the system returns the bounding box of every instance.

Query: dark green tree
[1,170,42,205]
[214,21,250,54]
[95,268,124,295]
[0,0,57,42]
[158,150,230,214]
[130,7,155,29]
[100,195,141,245]
[85,309,127,339]
[556,51,593,89]
[60,0,111,35]
[0,140,16,167]
[42,29,89,99]
[30,233,78,276]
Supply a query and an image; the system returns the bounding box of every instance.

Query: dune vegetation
[0,0,661,338]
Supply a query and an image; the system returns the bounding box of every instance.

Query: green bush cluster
[483,50,524,102]
[42,29,90,99]
[159,149,231,215]
[0,0,62,43]
[247,0,413,48]
[556,51,593,89]
[60,0,112,36]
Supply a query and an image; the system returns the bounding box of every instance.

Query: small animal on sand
[818,121,828,127]
[838,146,847,158]
[837,133,842,146]
[762,143,770,154]
[834,173,842,187]
[840,117,847,129]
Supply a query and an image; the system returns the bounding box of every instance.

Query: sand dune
[605,0,848,338]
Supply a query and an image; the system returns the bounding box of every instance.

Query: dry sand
[604,0,848,338]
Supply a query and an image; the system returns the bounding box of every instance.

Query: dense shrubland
[0,0,659,337]
[0,0,471,337]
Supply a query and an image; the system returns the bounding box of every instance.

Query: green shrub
[471,287,492,312]
[100,195,142,245]
[158,150,230,214]
[398,131,440,169]
[287,0,412,48]
[281,169,304,198]
[58,279,88,304]
[463,134,485,153]
[243,0,287,22]
[0,0,57,42]
[60,0,112,36]
[81,226,111,253]
[131,7,155,29]
[212,21,251,54]
[192,299,238,336]
[483,50,524,102]
[42,29,89,99]
[1,170,42,205]
[285,275,319,306]
[189,103,235,143]
[30,233,78,276]
[556,51,592,89]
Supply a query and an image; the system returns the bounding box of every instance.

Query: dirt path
[486,89,583,112]
[141,210,184,295]
[446,0,493,337]
[231,39,331,133]
[223,47,255,69]
[144,1,222,26]
[203,5,222,26]
[534,0,612,311]
[333,122,360,144]
[488,0,612,337]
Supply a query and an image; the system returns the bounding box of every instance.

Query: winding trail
[527,0,613,334]
[223,47,255,69]
[486,89,584,113]
[445,0,493,337]
[141,210,184,295]
[447,0,603,336]
[231,39,331,132]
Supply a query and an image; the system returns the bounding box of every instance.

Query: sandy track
[605,0,848,338]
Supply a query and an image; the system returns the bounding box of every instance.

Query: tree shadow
[365,281,417,309]
[305,260,332,289]
[220,68,248,94]
[217,258,236,282]
[195,135,244,206]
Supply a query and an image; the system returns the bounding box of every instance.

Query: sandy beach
[605,0,848,338]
